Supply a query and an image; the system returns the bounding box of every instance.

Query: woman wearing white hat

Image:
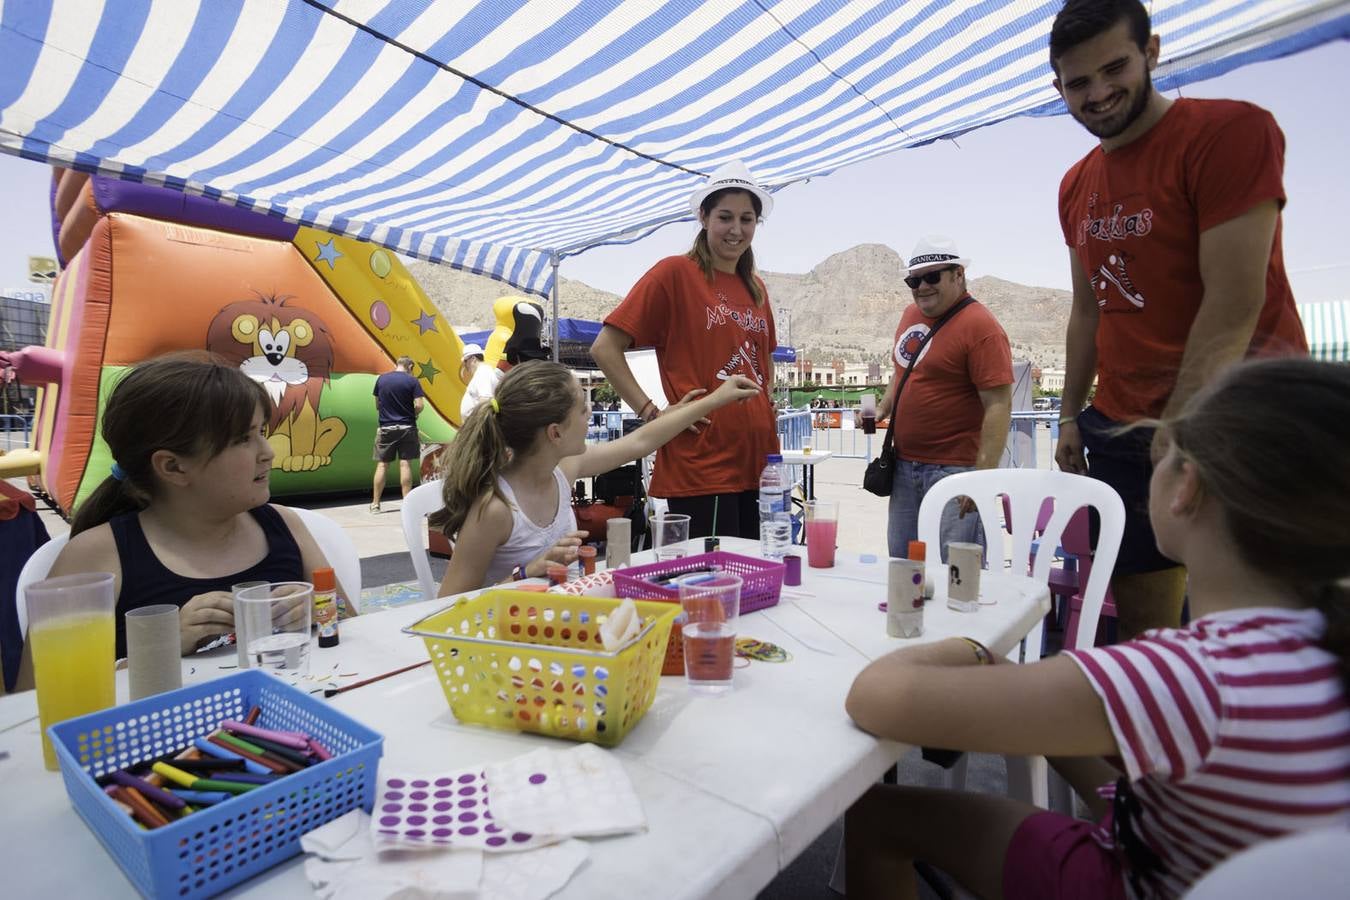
[458,342,501,423]
[592,161,780,539]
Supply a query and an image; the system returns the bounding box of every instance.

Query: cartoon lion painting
[206,294,347,471]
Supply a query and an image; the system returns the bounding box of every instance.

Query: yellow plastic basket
[404,590,679,747]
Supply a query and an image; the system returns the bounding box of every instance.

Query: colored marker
[166,789,231,806]
[221,720,310,750]
[109,770,186,810]
[212,732,298,773]
[238,734,311,768]
[151,762,259,795]
[195,736,277,775]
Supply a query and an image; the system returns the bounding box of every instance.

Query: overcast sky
[2,40,1346,305]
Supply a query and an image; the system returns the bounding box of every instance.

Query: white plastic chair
[15,532,70,638]
[916,468,1125,657]
[401,478,445,603]
[291,507,363,614]
[1185,829,1350,898]
[916,468,1125,809]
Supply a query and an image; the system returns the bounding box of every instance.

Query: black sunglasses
[904,266,955,290]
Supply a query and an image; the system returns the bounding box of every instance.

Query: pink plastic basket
[613,551,785,676]
[612,551,785,612]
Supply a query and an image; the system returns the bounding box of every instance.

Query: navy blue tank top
[109,504,303,656]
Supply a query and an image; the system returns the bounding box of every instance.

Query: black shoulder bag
[862,297,975,497]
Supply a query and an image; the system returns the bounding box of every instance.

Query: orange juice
[30,612,116,770]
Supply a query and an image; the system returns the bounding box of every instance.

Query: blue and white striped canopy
[3,0,1348,298]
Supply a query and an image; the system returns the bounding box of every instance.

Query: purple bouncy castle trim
[90,176,298,242]
[49,170,66,267]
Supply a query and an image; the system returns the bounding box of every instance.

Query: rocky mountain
[409,243,1070,369]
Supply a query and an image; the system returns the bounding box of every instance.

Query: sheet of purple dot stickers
[372,745,645,853]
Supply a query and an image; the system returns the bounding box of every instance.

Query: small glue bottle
[313,567,340,648]
[907,540,934,599]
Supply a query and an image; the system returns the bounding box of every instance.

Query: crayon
[167,789,232,806]
[109,770,186,810]
[244,705,262,726]
[221,720,310,750]
[211,732,298,773]
[194,736,277,776]
[307,739,333,761]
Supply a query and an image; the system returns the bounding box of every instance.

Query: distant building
[1,290,50,415]
[1039,367,1065,392]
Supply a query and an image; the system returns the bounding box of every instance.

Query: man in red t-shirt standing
[1050,0,1307,637]
[879,236,1013,561]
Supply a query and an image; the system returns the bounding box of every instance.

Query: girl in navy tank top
[45,356,340,658]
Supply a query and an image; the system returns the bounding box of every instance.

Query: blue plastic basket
[48,670,383,899]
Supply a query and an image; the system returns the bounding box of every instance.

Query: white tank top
[483,467,578,584]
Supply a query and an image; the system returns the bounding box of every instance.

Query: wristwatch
[511,565,527,581]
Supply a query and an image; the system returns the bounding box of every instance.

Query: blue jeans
[887,459,985,562]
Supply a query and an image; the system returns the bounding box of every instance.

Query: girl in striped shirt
[844,357,1350,899]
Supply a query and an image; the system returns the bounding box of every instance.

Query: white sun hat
[906,235,971,275]
[460,342,485,360]
[689,160,774,220]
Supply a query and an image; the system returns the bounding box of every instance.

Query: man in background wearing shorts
[371,355,424,512]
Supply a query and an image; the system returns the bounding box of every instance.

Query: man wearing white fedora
[877,236,1013,561]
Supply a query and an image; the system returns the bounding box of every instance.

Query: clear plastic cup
[233,582,313,676]
[678,573,742,695]
[652,513,691,562]
[25,573,116,770]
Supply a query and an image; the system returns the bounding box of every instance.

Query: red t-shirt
[604,255,779,497]
[1059,98,1307,421]
[890,297,1012,467]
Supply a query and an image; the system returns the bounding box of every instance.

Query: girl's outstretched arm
[845,639,1118,759]
[564,375,760,480]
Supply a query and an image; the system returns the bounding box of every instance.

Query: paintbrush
[324,659,432,698]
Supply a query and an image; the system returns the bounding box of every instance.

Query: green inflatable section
[75,368,457,510]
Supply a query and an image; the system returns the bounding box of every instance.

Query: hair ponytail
[430,361,579,538]
[70,475,150,536]
[429,401,510,537]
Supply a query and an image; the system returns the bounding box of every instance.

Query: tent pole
[550,253,560,362]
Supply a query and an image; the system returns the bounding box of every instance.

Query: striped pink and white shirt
[1065,607,1350,897]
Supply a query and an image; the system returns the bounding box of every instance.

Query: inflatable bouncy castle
[1,169,465,515]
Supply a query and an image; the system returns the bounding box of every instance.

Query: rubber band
[735,637,790,663]
[490,397,500,414]
[110,462,127,481]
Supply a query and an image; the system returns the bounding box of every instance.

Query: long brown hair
[1164,357,1350,686]
[429,361,578,538]
[686,187,766,306]
[70,354,271,535]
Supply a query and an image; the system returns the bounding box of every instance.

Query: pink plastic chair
[1061,508,1117,649]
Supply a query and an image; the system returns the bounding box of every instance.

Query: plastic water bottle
[758,453,792,560]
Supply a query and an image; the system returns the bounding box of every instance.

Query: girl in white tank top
[431,361,758,597]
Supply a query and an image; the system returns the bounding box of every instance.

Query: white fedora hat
[460,342,485,360]
[689,160,774,220]
[906,235,970,275]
